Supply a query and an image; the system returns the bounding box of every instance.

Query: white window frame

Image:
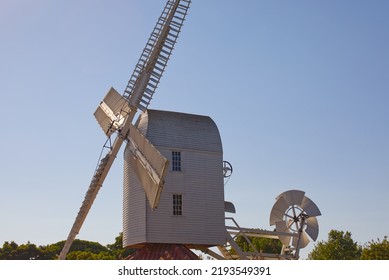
[173,194,183,216]
[172,151,182,171]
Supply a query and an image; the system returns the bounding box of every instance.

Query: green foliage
[0,232,134,260]
[66,251,115,260]
[61,239,109,254]
[361,236,389,260]
[308,230,362,260]
[232,234,283,254]
[38,243,63,260]
[106,232,134,259]
[0,241,42,260]
[0,241,18,260]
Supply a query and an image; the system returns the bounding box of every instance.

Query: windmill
[59,0,192,260]
[60,0,321,260]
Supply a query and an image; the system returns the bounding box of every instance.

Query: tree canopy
[0,233,134,260]
[0,241,41,260]
[308,230,362,260]
[361,236,389,260]
[2,230,389,260]
[231,234,283,256]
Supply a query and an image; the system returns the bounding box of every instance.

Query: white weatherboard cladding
[123,146,147,247]
[146,148,225,245]
[123,110,225,247]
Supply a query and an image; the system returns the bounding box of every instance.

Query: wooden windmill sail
[59,0,191,260]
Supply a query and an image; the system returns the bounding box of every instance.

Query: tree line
[230,229,389,260]
[0,233,134,260]
[1,230,388,260]
[308,230,389,260]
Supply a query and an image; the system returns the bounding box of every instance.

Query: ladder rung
[145,88,154,95]
[167,32,178,41]
[158,54,169,62]
[160,48,171,55]
[175,9,187,16]
[137,104,146,111]
[143,47,152,54]
[154,65,164,72]
[173,15,184,21]
[147,82,157,89]
[164,37,174,45]
[171,20,182,28]
[155,60,165,67]
[141,95,152,102]
[149,77,159,84]
[140,98,151,106]
[148,34,157,42]
[143,90,152,98]
[178,4,189,10]
[170,26,179,33]
[166,32,177,40]
[151,70,161,79]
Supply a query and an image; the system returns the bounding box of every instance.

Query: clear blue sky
[1,0,388,259]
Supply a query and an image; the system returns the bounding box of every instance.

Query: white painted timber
[123,110,225,247]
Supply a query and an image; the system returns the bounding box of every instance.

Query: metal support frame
[204,217,301,260]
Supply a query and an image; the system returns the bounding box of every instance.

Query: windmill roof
[136,109,223,153]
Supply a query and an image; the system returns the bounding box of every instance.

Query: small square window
[172,151,181,171]
[173,194,182,216]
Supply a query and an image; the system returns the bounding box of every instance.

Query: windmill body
[123,110,226,248]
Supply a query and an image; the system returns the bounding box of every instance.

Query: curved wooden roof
[136,109,223,153]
